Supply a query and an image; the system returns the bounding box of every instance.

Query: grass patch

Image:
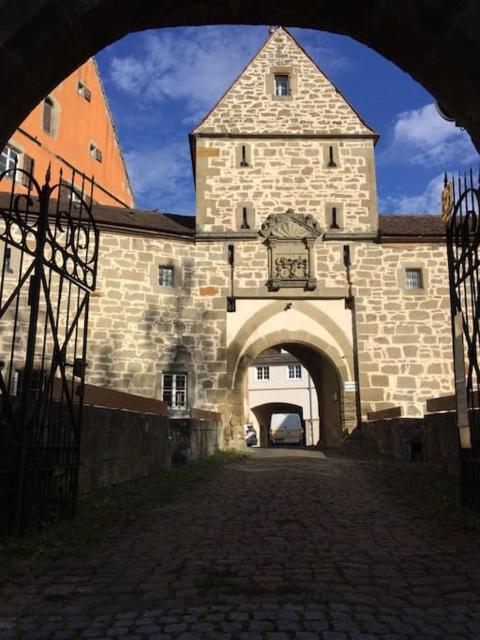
[0,450,244,584]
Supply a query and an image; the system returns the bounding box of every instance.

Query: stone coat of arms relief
[259,209,323,291]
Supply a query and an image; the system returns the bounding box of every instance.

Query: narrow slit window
[405,268,423,290]
[274,74,290,96]
[330,207,340,229]
[327,145,337,167]
[240,145,249,167]
[43,97,54,134]
[240,207,250,229]
[5,247,13,273]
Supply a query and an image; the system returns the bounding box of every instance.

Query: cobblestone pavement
[1,447,480,638]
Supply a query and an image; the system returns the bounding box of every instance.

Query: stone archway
[228,331,352,448]
[1,2,480,149]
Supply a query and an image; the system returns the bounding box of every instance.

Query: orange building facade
[0,58,134,208]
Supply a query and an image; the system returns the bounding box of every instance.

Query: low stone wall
[170,418,223,463]
[364,412,461,476]
[424,411,460,477]
[79,405,171,494]
[363,418,424,461]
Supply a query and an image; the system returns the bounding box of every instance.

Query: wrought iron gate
[445,170,480,508]
[0,165,98,535]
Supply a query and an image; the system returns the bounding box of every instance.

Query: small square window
[256,366,270,381]
[274,74,290,96]
[162,372,187,409]
[405,268,423,290]
[288,364,302,379]
[158,265,174,287]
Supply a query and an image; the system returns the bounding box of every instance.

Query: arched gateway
[71,27,452,447]
[0,2,479,149]
[1,26,455,451]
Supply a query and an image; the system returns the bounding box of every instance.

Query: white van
[270,413,303,444]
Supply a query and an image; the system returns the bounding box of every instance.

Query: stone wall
[79,405,224,494]
[170,418,223,463]
[353,242,452,418]
[195,138,377,235]
[364,413,460,477]
[80,224,455,442]
[79,404,171,494]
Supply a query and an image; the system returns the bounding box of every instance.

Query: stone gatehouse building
[62,28,452,446]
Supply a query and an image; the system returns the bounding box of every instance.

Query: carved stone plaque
[259,209,322,291]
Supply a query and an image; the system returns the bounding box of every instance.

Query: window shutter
[21,155,34,187]
[84,87,91,102]
[95,148,102,163]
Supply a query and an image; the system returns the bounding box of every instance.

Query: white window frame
[0,144,20,176]
[162,372,187,410]
[405,268,423,290]
[158,265,174,287]
[287,364,302,380]
[256,366,270,381]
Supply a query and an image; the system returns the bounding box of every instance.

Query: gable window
[43,97,54,135]
[274,74,290,96]
[405,268,423,290]
[288,364,302,379]
[158,265,174,287]
[256,366,270,381]
[77,81,92,102]
[162,373,187,409]
[0,144,20,175]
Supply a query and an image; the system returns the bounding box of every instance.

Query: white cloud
[380,103,477,167]
[124,142,194,213]
[381,172,445,214]
[110,27,265,121]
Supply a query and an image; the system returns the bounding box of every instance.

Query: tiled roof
[0,190,446,240]
[253,348,300,365]
[378,214,445,237]
[0,191,195,237]
[90,204,195,236]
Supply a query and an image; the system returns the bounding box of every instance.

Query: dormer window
[274,74,290,96]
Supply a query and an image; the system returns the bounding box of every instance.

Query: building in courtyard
[1,27,453,448]
[0,58,133,208]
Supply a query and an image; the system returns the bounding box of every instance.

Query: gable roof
[192,27,377,138]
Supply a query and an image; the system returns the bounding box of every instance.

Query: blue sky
[95,25,477,215]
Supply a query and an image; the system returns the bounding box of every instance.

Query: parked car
[244,424,258,447]
[270,413,304,445]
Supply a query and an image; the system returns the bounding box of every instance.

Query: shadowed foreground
[1,447,480,638]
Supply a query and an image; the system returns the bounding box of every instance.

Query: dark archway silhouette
[251,402,304,448]
[0,2,480,149]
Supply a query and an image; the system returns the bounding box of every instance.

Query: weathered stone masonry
[76,27,453,445]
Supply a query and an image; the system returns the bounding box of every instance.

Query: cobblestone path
[1,448,480,638]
